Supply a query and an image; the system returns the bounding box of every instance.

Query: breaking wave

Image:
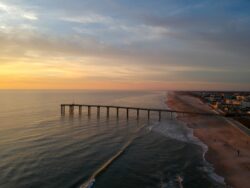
[150,118,225,186]
[80,123,146,188]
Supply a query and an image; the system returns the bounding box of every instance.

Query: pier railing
[60,104,219,121]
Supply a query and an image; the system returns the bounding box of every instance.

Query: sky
[0,0,250,90]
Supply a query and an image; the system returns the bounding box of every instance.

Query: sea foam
[150,118,225,186]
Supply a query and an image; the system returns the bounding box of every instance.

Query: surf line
[80,124,146,188]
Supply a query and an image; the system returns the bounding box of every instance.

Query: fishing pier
[60,104,218,121]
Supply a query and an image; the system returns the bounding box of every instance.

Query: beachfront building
[210,101,219,109]
[198,91,250,115]
[223,99,241,107]
[236,95,246,101]
[241,101,250,109]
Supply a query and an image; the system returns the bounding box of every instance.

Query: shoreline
[167,91,250,188]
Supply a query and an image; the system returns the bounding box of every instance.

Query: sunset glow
[0,0,250,90]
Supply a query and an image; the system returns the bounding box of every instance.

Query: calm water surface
[0,90,225,188]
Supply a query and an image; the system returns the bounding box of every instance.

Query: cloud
[0,23,249,73]
[0,0,250,89]
[0,26,117,59]
[61,14,113,24]
[0,2,38,21]
[62,12,169,44]
[140,2,250,56]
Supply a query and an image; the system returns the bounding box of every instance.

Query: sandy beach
[167,91,250,188]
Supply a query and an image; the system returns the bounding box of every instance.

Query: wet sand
[167,91,250,188]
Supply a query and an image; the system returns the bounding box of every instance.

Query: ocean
[0,90,225,188]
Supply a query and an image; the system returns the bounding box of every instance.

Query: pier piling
[147,110,150,120]
[60,104,219,121]
[137,109,139,120]
[88,106,91,116]
[79,106,82,115]
[69,105,74,116]
[97,106,100,118]
[116,108,119,118]
[61,105,65,116]
[107,107,110,118]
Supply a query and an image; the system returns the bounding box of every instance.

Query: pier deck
[60,104,220,121]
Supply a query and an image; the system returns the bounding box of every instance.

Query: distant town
[194,92,250,114]
[190,91,250,129]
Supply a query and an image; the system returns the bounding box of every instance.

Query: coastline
[167,91,250,188]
